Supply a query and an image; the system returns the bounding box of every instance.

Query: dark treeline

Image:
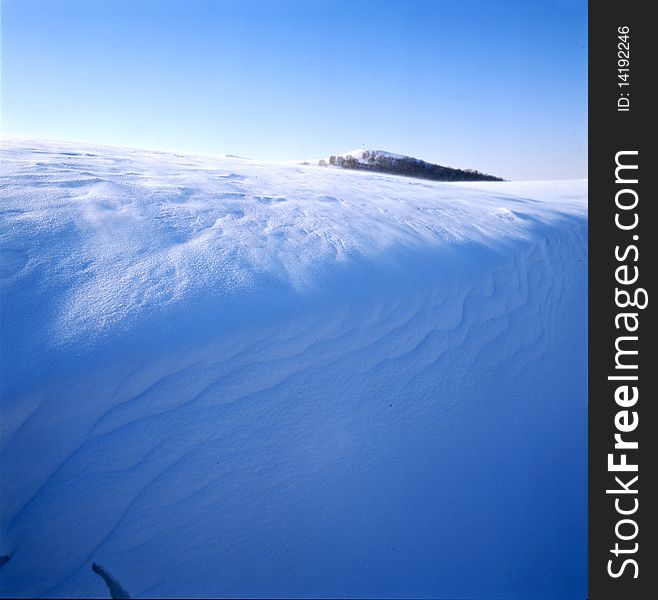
[318,150,504,182]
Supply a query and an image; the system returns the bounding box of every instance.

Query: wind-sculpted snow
[0,139,587,598]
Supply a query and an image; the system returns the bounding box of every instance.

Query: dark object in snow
[92,562,131,599]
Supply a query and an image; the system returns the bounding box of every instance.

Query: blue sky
[2,0,587,180]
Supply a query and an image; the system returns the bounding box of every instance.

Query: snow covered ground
[0,139,587,598]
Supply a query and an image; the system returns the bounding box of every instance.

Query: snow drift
[0,139,587,599]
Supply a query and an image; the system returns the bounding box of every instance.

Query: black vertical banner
[589,2,656,599]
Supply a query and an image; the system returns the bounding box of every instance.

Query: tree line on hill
[317,150,504,182]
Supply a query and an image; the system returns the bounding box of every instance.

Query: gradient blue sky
[2,0,587,180]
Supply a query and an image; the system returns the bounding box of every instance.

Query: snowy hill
[0,139,586,599]
[313,148,504,181]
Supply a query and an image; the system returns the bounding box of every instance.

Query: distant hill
[311,149,504,182]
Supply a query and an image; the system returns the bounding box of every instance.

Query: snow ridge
[1,139,587,599]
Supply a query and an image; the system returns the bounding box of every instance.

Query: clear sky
[1,0,587,180]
